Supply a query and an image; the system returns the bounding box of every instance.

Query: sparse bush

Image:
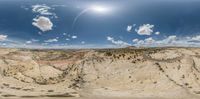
[105,52,112,56]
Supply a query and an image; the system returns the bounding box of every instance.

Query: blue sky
[1,0,200,48]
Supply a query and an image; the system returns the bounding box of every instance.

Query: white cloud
[164,35,177,44]
[107,36,131,46]
[31,39,39,42]
[66,38,70,41]
[144,37,155,44]
[44,38,58,43]
[32,4,53,15]
[133,35,178,46]
[81,41,85,44]
[0,35,7,41]
[32,16,53,32]
[155,31,160,35]
[133,38,155,45]
[127,25,133,32]
[2,43,6,46]
[190,35,200,41]
[72,36,77,39]
[107,36,113,41]
[38,32,42,35]
[26,39,39,44]
[63,33,67,35]
[26,41,32,44]
[126,24,136,32]
[137,40,145,45]
[132,38,139,43]
[136,24,154,35]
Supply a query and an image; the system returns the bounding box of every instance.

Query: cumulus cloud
[127,25,133,32]
[107,36,113,41]
[44,38,58,43]
[126,24,136,32]
[2,43,6,46]
[72,36,77,39]
[26,41,32,44]
[32,4,53,15]
[81,41,85,44]
[0,35,7,41]
[32,16,53,32]
[132,38,139,43]
[133,35,178,46]
[155,31,160,35]
[136,24,154,35]
[31,4,57,33]
[63,33,67,35]
[107,36,131,46]
[31,39,39,42]
[164,35,177,44]
[65,34,77,40]
[26,39,39,44]
[137,40,145,45]
[133,38,153,45]
[144,37,155,44]
[190,35,200,41]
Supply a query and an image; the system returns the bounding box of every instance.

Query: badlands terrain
[0,47,200,99]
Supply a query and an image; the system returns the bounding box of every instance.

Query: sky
[1,0,200,48]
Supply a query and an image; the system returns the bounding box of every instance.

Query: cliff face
[0,48,200,98]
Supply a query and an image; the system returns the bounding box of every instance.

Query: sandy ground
[0,47,200,99]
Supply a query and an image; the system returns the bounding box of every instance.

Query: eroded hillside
[0,48,200,98]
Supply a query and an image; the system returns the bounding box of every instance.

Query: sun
[90,5,109,13]
[71,5,112,29]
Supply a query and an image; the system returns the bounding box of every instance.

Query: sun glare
[90,5,109,13]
